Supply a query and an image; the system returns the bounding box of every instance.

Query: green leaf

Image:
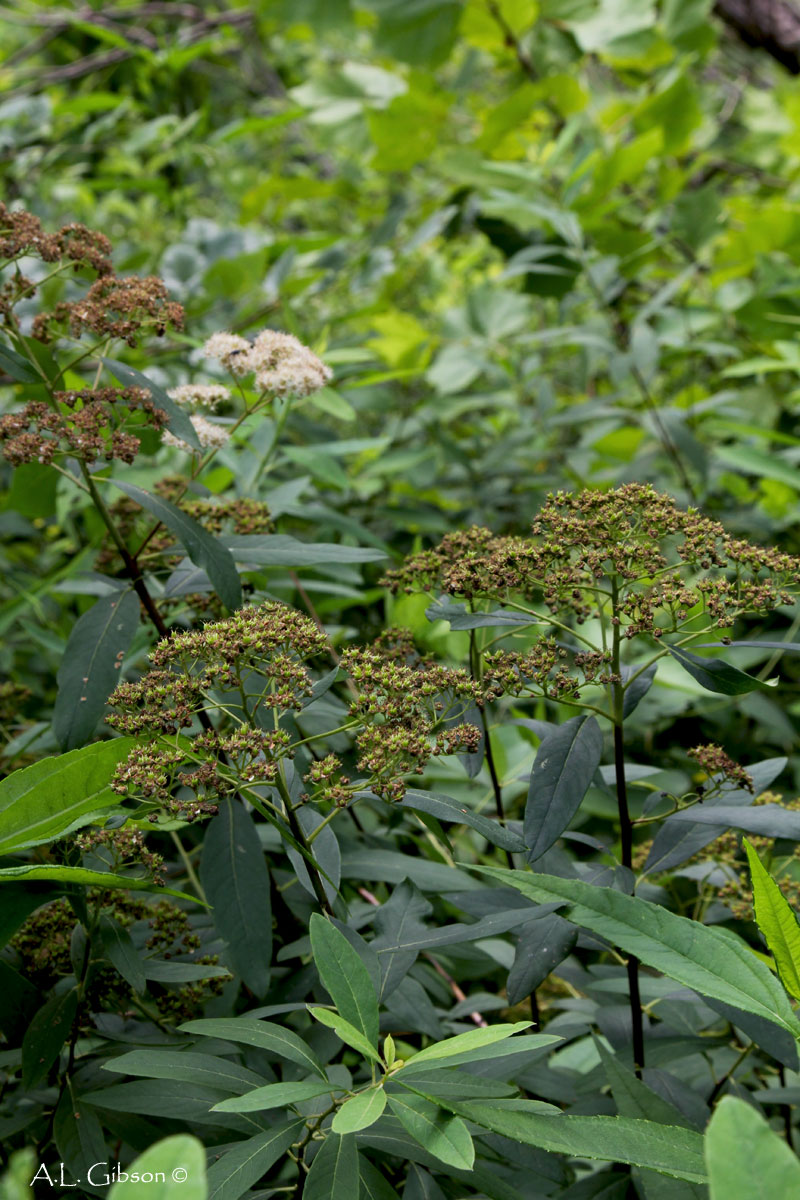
[0,863,198,903]
[425,600,532,630]
[0,884,57,948]
[332,1088,387,1133]
[310,913,380,1046]
[398,1020,533,1072]
[206,1119,306,1200]
[200,801,272,997]
[304,1133,361,1200]
[309,1006,382,1063]
[745,838,800,1000]
[446,1100,706,1183]
[224,533,386,566]
[110,481,242,611]
[103,1050,264,1093]
[666,645,767,695]
[142,960,230,983]
[595,1040,704,1199]
[706,1096,800,1198]
[401,790,526,852]
[670,805,800,840]
[525,715,603,862]
[0,738,137,855]
[54,1084,108,1188]
[386,1093,474,1170]
[0,342,41,382]
[506,913,577,1005]
[476,866,800,1037]
[102,357,201,450]
[99,915,146,993]
[22,988,78,1088]
[212,1080,336,1113]
[109,1135,208,1200]
[179,1018,326,1078]
[53,590,140,750]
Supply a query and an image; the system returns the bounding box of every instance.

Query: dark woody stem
[469,630,513,869]
[610,578,645,1077]
[80,465,170,639]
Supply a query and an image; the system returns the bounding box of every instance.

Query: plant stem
[469,630,513,868]
[81,466,170,638]
[611,579,645,1077]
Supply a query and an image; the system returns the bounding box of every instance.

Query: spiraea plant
[5,213,800,1194]
[387,482,800,1071]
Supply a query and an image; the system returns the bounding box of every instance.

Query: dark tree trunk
[715,0,800,73]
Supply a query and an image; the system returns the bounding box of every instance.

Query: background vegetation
[5,1,800,1197]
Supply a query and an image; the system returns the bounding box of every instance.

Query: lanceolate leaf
[666,645,767,695]
[444,1100,707,1184]
[103,1050,262,1095]
[309,1007,382,1062]
[0,863,198,903]
[397,1022,537,1072]
[22,989,78,1088]
[401,789,525,852]
[179,1018,326,1078]
[304,1133,361,1200]
[744,838,800,1000]
[102,357,201,449]
[525,715,603,862]
[669,804,800,840]
[386,1093,474,1171]
[206,1119,306,1200]
[213,1080,336,1113]
[309,913,380,1046]
[99,915,146,993]
[506,912,577,1006]
[110,480,242,611]
[223,533,386,566]
[200,800,272,997]
[644,757,786,875]
[53,590,140,751]
[0,342,42,383]
[0,739,137,855]
[476,866,800,1037]
[705,1096,800,1199]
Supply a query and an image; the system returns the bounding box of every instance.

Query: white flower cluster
[163,414,230,453]
[167,383,230,411]
[203,328,332,398]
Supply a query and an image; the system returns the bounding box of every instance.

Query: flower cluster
[483,643,618,703]
[0,387,166,466]
[167,383,231,411]
[342,645,482,801]
[9,892,222,1022]
[385,484,800,636]
[304,754,352,807]
[110,744,222,821]
[74,826,165,885]
[32,274,184,347]
[109,604,326,744]
[163,413,230,453]
[688,743,754,793]
[204,328,332,397]
[0,204,112,276]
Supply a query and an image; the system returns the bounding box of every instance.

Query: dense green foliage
[5,1,800,1196]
